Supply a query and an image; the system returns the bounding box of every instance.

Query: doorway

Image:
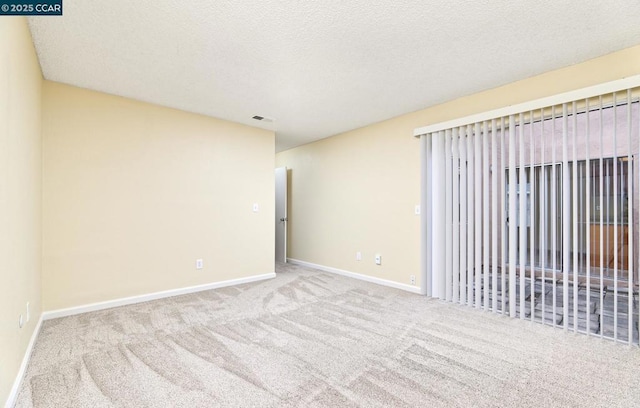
[275,167,288,263]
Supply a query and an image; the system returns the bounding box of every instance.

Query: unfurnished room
[2,1,640,407]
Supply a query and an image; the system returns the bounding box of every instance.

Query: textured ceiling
[28,1,640,152]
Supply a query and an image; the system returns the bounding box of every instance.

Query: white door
[275,167,288,263]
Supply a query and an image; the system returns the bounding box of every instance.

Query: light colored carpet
[15,262,640,407]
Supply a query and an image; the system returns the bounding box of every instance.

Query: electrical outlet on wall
[375,254,381,265]
[414,205,421,215]
[196,259,203,270]
[356,251,362,261]
[410,275,416,285]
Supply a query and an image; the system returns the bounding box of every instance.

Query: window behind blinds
[417,79,640,345]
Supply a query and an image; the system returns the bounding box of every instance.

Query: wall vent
[252,115,274,123]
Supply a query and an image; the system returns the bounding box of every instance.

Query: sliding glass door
[506,157,632,280]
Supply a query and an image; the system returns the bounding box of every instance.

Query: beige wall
[42,82,275,310]
[276,44,640,289]
[0,18,42,406]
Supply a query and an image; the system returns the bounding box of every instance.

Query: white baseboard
[5,316,43,408]
[42,272,276,320]
[287,258,423,294]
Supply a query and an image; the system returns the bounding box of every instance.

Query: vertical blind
[417,80,640,345]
